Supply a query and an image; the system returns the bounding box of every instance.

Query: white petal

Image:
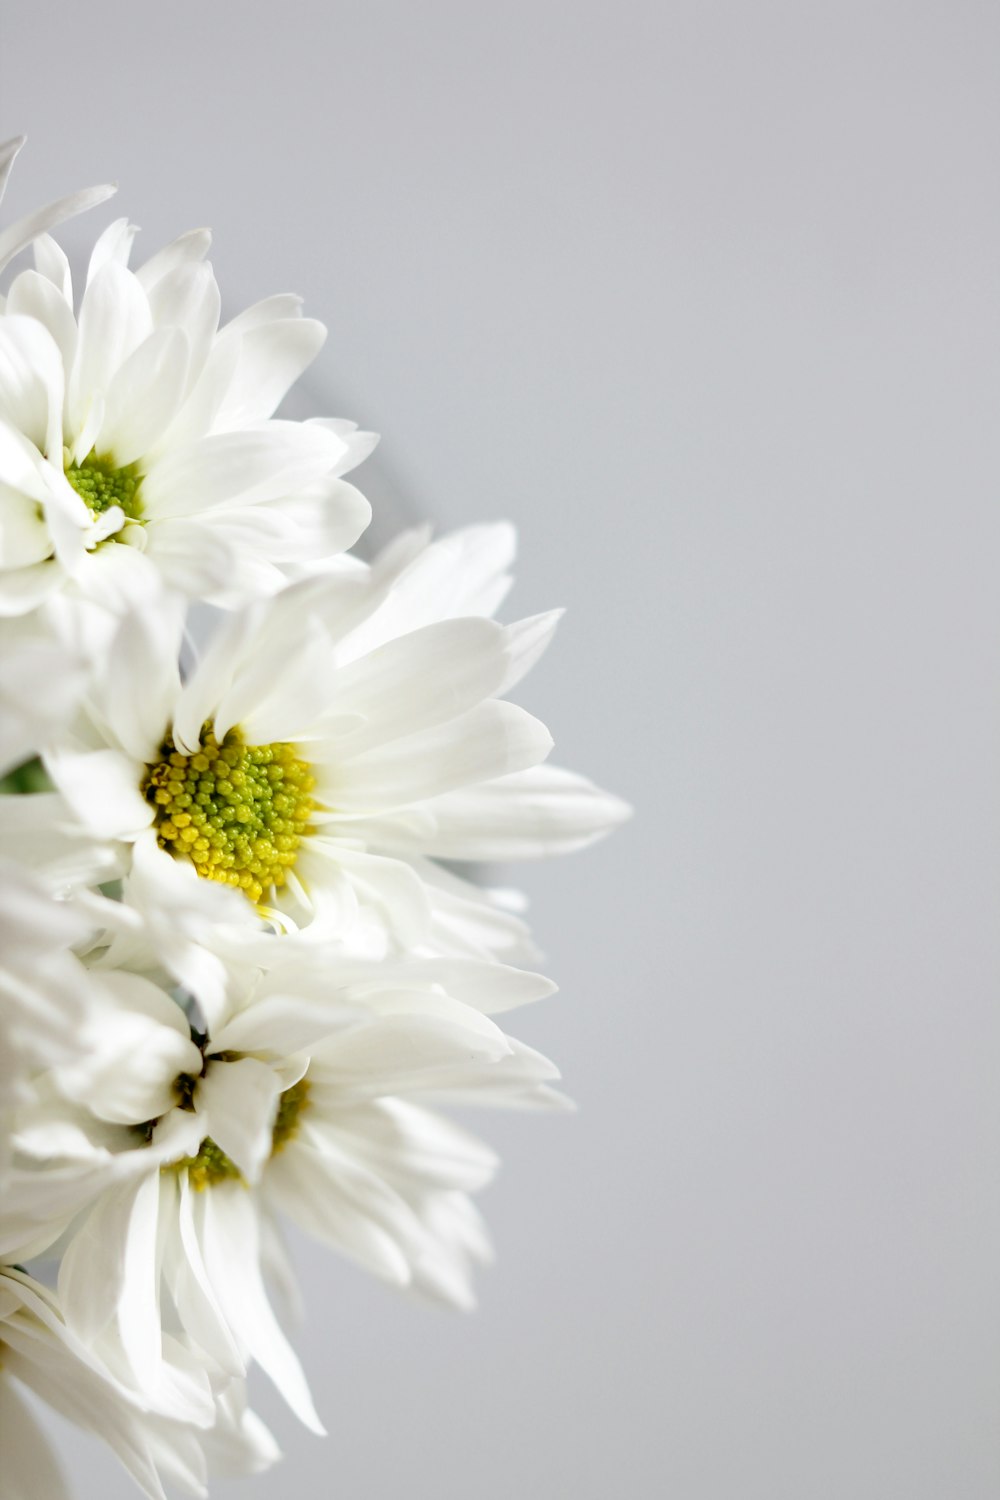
[196,1057,283,1184]
[86,217,138,282]
[330,700,553,812]
[67,263,153,450]
[5,268,78,371]
[388,957,557,1015]
[199,1187,324,1433]
[0,315,64,459]
[0,134,24,205]
[43,745,150,839]
[306,616,509,760]
[353,763,633,860]
[144,261,220,396]
[0,181,117,276]
[213,313,326,428]
[267,1138,414,1286]
[97,327,190,465]
[499,609,563,695]
[136,229,212,293]
[264,475,371,562]
[102,601,183,762]
[33,233,73,302]
[0,486,53,568]
[168,1174,244,1378]
[141,422,342,520]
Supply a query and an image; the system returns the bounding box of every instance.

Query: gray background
[3,2,1000,1495]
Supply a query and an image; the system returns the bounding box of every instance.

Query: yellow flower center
[143,726,315,905]
[65,450,143,521]
[271,1077,311,1154]
[166,1137,243,1191]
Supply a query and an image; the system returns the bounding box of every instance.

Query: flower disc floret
[272,1077,311,1154]
[166,1136,244,1191]
[65,449,143,521]
[143,726,315,905]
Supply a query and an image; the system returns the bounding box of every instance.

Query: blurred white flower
[0,1266,220,1500]
[0,860,93,1120]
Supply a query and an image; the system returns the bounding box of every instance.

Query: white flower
[29,939,556,1425]
[41,524,629,954]
[0,140,633,1497]
[0,1266,233,1500]
[0,215,375,618]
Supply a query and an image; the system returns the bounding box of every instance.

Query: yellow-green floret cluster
[271,1077,311,1154]
[143,726,315,905]
[65,450,143,521]
[166,1137,244,1192]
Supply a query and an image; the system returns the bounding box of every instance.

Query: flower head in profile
[42,525,629,956]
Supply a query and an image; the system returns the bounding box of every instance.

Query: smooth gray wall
[3,3,999,1496]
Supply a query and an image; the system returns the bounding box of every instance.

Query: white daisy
[0,213,375,618]
[42,524,629,954]
[9,931,558,1425]
[0,1266,223,1500]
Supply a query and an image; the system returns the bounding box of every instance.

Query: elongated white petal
[348,763,633,861]
[0,314,64,457]
[0,135,25,205]
[198,1187,324,1434]
[141,421,344,519]
[6,266,78,369]
[0,181,117,275]
[330,699,553,812]
[306,616,510,759]
[97,327,190,465]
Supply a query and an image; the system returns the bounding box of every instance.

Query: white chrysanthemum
[0,1266,266,1500]
[6,932,560,1424]
[0,214,375,618]
[42,525,629,953]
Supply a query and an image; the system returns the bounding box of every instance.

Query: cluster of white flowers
[0,139,628,1498]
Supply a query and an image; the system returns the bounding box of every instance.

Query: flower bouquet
[0,139,628,1497]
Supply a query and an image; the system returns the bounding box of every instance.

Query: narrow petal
[329,700,553,812]
[141,422,343,520]
[0,181,117,275]
[199,1187,324,1434]
[97,327,190,465]
[67,263,152,449]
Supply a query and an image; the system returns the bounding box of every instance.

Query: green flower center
[272,1077,311,1154]
[143,726,315,905]
[167,1136,243,1192]
[65,450,143,521]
